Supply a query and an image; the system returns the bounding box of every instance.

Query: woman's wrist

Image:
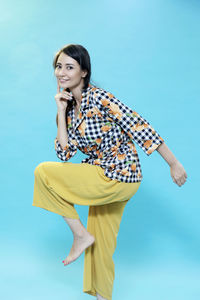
[170,158,179,167]
[156,142,178,167]
[57,108,67,115]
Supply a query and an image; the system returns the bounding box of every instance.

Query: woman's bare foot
[96,292,108,300]
[63,232,95,266]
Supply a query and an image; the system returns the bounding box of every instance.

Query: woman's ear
[82,70,87,78]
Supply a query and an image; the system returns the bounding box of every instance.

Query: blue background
[1,0,199,299]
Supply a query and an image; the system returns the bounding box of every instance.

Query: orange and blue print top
[54,84,164,183]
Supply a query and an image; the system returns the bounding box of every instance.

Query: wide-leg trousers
[32,161,141,300]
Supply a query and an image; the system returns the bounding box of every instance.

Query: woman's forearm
[156,142,178,167]
[57,110,69,150]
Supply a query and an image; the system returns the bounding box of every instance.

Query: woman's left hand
[170,161,187,187]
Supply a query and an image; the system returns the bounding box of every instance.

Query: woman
[32,44,187,300]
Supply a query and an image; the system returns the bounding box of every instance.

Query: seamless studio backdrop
[1,0,199,299]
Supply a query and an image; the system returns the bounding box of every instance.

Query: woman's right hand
[170,161,187,187]
[54,81,73,112]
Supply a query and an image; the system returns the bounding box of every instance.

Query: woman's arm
[57,110,69,150]
[156,142,187,187]
[54,110,77,161]
[54,82,77,161]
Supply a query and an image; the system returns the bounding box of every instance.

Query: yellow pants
[32,161,141,300]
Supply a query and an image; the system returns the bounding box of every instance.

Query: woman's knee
[34,162,48,177]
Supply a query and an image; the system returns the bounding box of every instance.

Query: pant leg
[33,161,140,217]
[33,162,79,219]
[83,200,128,300]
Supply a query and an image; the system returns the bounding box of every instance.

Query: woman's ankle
[96,292,107,300]
[62,216,89,238]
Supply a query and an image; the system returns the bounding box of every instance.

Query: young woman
[32,44,187,300]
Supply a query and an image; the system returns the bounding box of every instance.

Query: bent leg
[33,162,96,266]
[33,161,141,210]
[83,200,128,300]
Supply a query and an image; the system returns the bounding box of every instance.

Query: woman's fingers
[170,162,187,187]
[62,91,73,99]
[60,93,72,102]
[55,82,73,112]
[57,80,60,93]
[176,174,187,186]
[55,91,72,101]
[176,177,186,186]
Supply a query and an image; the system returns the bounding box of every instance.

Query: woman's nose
[57,68,66,76]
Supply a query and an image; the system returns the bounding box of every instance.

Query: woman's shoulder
[89,84,116,99]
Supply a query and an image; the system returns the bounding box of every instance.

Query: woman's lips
[59,79,69,83]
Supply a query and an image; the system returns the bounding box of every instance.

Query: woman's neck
[70,82,84,105]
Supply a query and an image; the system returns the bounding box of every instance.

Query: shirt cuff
[54,137,69,152]
[145,136,165,156]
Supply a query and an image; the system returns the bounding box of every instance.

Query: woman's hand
[54,81,73,112]
[170,161,187,187]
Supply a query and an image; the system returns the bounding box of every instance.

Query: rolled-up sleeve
[54,137,77,161]
[96,91,164,156]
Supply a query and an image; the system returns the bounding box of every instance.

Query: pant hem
[83,287,111,300]
[32,203,80,219]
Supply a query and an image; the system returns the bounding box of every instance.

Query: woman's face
[54,52,87,90]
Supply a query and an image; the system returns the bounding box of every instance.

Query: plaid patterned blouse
[54,84,164,183]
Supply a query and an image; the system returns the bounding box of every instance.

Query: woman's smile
[59,78,69,83]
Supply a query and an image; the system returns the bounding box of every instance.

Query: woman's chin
[59,83,71,90]
[59,82,69,87]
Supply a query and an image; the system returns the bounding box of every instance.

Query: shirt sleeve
[95,90,165,156]
[54,137,77,161]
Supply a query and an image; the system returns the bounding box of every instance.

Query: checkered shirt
[54,84,164,183]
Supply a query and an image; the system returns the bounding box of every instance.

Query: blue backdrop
[1,0,199,299]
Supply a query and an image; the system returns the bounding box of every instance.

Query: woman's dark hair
[53,44,91,127]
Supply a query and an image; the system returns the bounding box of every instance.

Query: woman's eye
[55,65,73,70]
